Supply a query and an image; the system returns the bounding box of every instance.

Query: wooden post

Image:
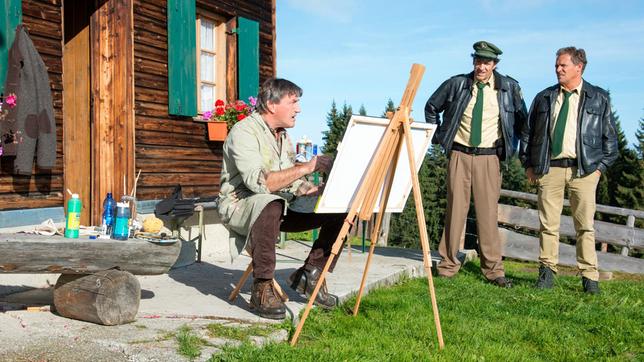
[621,215,635,256]
[290,64,444,349]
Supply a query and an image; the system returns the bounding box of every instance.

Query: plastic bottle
[111,202,131,240]
[64,194,82,238]
[101,192,116,236]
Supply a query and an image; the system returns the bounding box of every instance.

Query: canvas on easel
[290,64,445,349]
[315,115,436,213]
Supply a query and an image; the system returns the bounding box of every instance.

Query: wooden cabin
[0,0,276,227]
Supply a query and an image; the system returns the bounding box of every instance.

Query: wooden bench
[497,190,644,274]
[0,233,181,325]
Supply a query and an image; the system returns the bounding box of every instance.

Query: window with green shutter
[167,0,197,116]
[0,0,22,95]
[237,17,259,102]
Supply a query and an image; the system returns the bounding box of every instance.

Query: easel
[290,64,444,349]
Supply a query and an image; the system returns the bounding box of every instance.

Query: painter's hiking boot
[582,277,601,295]
[288,265,337,310]
[535,265,555,289]
[249,278,286,320]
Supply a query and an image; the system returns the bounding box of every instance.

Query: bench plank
[498,204,644,250]
[499,228,644,274]
[0,233,180,275]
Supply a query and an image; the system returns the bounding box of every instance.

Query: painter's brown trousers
[249,200,347,280]
[437,150,505,280]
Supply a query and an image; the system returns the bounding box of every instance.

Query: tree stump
[53,269,140,325]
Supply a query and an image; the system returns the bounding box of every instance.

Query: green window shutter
[237,17,259,102]
[167,0,196,116]
[0,0,22,95]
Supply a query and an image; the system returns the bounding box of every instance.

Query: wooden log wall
[133,0,275,201]
[0,0,64,210]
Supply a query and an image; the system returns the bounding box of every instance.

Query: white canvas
[315,115,436,214]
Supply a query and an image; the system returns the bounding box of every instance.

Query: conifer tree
[359,104,367,116]
[321,101,345,156]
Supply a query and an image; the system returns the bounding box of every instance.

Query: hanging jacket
[2,24,56,175]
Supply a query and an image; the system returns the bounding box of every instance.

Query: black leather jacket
[519,80,618,176]
[424,71,528,160]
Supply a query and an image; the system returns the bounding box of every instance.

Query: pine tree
[321,101,343,156]
[381,98,396,117]
[358,104,367,116]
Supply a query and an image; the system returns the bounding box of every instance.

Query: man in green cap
[425,41,527,287]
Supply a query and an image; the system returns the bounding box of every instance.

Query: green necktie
[551,90,573,157]
[470,82,486,146]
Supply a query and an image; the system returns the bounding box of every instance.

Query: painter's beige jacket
[218,112,315,259]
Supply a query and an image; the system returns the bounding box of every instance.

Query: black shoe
[490,276,513,288]
[288,265,338,310]
[249,279,286,319]
[535,265,555,289]
[582,277,600,295]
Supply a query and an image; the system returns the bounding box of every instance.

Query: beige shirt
[455,73,501,148]
[551,80,583,159]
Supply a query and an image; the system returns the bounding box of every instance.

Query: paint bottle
[111,202,130,240]
[64,194,81,238]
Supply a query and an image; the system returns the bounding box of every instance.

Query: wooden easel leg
[290,220,353,346]
[228,262,253,301]
[402,118,445,349]
[353,135,402,316]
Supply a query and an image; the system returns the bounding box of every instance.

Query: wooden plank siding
[0,0,275,213]
[0,0,64,211]
[133,0,274,201]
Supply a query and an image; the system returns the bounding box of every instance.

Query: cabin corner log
[53,270,140,325]
[0,234,181,275]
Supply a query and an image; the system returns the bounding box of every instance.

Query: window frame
[195,13,227,114]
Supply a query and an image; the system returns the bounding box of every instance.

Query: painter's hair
[255,78,303,114]
[557,47,587,72]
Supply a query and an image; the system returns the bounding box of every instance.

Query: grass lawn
[209,260,643,361]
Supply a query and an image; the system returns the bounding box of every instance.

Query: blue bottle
[111,202,131,240]
[101,192,116,235]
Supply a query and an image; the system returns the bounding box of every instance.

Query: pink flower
[215,99,225,107]
[248,96,257,107]
[202,111,212,120]
[5,94,16,108]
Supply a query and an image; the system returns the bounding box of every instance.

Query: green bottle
[64,194,82,238]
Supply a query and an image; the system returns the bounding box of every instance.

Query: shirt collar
[561,79,583,94]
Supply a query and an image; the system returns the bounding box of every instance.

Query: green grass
[206,321,287,342]
[209,260,644,361]
[176,325,208,359]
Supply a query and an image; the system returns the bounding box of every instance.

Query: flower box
[207,121,228,141]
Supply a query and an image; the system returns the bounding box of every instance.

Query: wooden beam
[91,0,135,224]
[0,233,180,275]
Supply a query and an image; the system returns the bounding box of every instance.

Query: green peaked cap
[472,41,502,61]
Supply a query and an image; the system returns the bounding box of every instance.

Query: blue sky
[275,0,644,148]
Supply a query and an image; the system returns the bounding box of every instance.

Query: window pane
[200,53,216,82]
[201,85,215,113]
[200,20,215,51]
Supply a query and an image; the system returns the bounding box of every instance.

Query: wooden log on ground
[499,228,644,275]
[53,270,140,325]
[0,233,180,275]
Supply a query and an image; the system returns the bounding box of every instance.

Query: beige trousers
[437,151,504,280]
[538,167,600,281]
